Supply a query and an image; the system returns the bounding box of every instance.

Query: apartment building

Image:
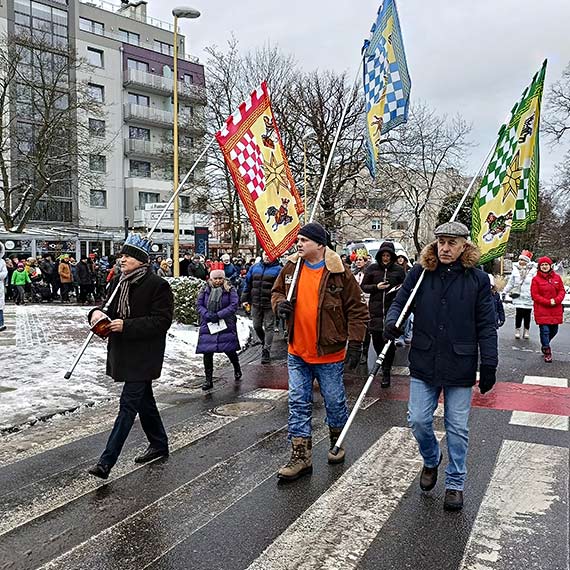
[0,0,207,258]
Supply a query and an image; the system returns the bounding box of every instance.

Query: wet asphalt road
[0,316,568,570]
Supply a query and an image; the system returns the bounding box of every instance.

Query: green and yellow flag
[471,60,546,264]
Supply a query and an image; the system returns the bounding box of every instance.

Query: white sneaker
[515,329,521,339]
[523,329,530,339]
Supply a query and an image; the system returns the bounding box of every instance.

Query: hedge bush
[168,277,205,325]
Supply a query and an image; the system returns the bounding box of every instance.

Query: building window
[130,160,151,178]
[128,92,149,107]
[119,29,140,46]
[129,126,150,141]
[183,73,194,85]
[14,0,68,48]
[89,154,106,173]
[391,221,408,230]
[180,195,191,212]
[88,83,104,102]
[127,58,149,73]
[368,198,387,210]
[153,40,173,56]
[371,218,382,231]
[89,118,105,137]
[87,47,104,68]
[90,189,107,208]
[79,17,104,35]
[139,191,159,208]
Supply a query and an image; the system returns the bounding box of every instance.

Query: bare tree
[376,103,472,255]
[0,33,106,232]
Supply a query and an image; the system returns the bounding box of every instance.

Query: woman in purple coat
[196,265,242,390]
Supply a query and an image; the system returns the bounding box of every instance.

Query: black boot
[381,369,391,388]
[234,366,242,382]
[261,348,270,364]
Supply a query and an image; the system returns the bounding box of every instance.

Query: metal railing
[124,69,207,103]
[123,103,206,128]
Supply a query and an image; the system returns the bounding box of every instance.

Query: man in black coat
[384,222,498,511]
[87,234,174,480]
[360,241,405,386]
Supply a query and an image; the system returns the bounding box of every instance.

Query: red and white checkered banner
[215,81,304,261]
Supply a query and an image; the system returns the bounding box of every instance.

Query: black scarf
[116,266,148,318]
[207,284,223,313]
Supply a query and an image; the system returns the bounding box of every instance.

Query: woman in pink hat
[530,256,566,362]
[504,249,536,339]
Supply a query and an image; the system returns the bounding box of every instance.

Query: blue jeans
[0,309,4,327]
[539,324,558,348]
[408,377,473,490]
[287,354,348,438]
[100,382,168,467]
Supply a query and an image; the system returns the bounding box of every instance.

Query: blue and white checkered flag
[363,0,411,177]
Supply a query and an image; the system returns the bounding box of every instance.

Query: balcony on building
[123,68,207,104]
[123,103,205,131]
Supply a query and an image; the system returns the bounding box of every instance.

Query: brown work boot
[277,437,312,481]
[420,453,443,491]
[327,427,346,464]
[443,489,464,511]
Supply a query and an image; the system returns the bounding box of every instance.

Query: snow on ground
[0,305,252,431]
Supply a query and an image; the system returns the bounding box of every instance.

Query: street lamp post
[172,6,200,277]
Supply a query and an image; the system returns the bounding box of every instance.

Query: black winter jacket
[385,241,498,387]
[361,257,405,331]
[88,269,174,382]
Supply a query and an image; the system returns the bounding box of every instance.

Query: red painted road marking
[246,366,570,417]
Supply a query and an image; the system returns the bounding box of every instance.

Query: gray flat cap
[434,221,469,238]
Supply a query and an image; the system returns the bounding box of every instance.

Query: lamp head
[172,6,201,18]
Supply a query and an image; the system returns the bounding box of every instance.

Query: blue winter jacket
[240,260,282,310]
[385,241,498,387]
[196,280,240,354]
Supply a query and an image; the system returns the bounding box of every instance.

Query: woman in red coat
[530,256,566,362]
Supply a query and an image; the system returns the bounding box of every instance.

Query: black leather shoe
[88,464,111,479]
[261,349,270,364]
[420,453,443,491]
[380,371,391,388]
[134,446,169,464]
[234,369,243,382]
[444,489,464,511]
[202,377,213,390]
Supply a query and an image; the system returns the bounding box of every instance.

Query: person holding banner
[87,234,174,480]
[271,222,369,481]
[384,221,498,511]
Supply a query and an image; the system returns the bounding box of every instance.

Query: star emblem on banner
[264,152,290,195]
[502,151,522,203]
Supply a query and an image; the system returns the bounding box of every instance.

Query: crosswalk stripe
[0,410,237,537]
[246,427,437,570]
[0,402,174,469]
[459,440,569,569]
[510,375,569,431]
[39,422,331,570]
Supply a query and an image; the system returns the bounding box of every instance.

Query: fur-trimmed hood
[287,247,345,274]
[419,240,481,271]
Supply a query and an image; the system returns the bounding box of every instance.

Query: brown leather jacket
[271,248,369,356]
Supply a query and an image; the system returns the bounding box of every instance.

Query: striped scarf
[116,265,149,318]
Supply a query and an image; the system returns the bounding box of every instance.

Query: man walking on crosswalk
[272,222,369,481]
[385,221,498,511]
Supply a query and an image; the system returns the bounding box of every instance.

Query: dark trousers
[60,282,70,301]
[515,308,532,329]
[203,351,240,377]
[100,382,168,467]
[539,324,559,348]
[371,330,396,372]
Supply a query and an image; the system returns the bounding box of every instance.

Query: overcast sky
[151,0,570,183]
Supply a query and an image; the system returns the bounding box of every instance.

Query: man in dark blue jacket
[385,221,498,512]
[241,251,281,363]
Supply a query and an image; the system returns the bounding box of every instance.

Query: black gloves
[278,300,294,319]
[344,341,363,370]
[206,311,219,323]
[479,365,496,394]
[383,322,402,342]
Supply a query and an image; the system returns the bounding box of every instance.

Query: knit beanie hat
[537,256,553,268]
[298,222,327,246]
[519,249,533,263]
